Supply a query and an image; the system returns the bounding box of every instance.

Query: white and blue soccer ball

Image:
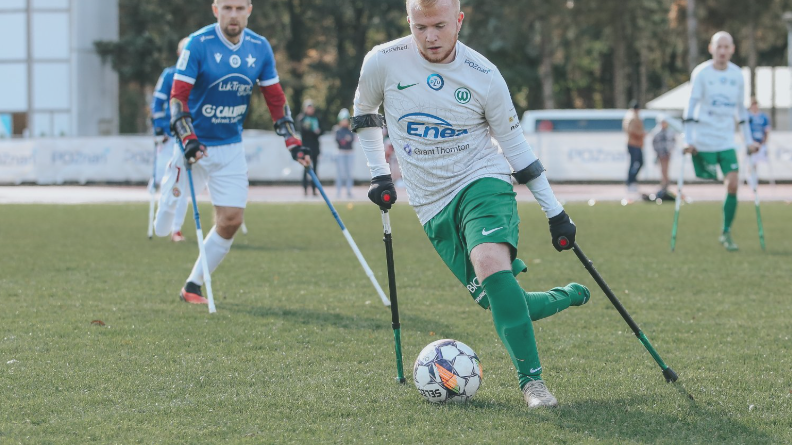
[413,339,482,403]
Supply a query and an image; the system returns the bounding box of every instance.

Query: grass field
[1,199,791,444]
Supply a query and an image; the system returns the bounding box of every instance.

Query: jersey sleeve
[683,68,705,145]
[353,49,384,116]
[735,75,753,145]
[173,37,200,85]
[151,69,172,130]
[485,70,538,172]
[353,49,389,177]
[258,39,279,87]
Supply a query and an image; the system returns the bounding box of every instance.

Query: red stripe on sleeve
[261,83,287,122]
[171,79,194,113]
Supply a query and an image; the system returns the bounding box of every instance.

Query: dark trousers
[627,145,644,185]
[302,146,321,193]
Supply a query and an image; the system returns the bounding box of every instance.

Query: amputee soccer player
[683,31,760,251]
[353,0,590,408]
[167,0,310,304]
[152,37,190,242]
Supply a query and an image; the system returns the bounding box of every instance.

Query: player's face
[213,0,252,42]
[407,1,464,64]
[750,102,759,113]
[709,36,734,66]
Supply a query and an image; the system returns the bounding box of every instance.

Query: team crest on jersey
[454,87,471,104]
[173,186,181,197]
[214,53,223,63]
[230,55,241,68]
[427,74,444,91]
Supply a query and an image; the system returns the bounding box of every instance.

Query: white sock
[186,227,234,286]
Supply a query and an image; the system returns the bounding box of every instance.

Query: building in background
[0,0,119,137]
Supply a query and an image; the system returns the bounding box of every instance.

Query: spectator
[298,99,322,196]
[623,100,645,193]
[335,108,355,198]
[651,116,676,196]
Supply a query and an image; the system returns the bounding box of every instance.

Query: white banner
[526,132,792,182]
[0,131,790,184]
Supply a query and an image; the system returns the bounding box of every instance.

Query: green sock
[723,193,737,234]
[524,283,590,321]
[482,270,542,389]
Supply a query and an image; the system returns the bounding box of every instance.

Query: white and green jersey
[683,60,752,153]
[354,36,551,224]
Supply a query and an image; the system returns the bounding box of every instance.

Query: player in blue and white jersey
[152,37,190,242]
[747,96,771,163]
[163,0,310,304]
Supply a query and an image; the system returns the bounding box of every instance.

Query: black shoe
[180,281,208,304]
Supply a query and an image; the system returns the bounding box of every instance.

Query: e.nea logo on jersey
[398,112,468,139]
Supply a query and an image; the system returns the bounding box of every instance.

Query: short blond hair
[406,0,460,12]
[214,0,252,5]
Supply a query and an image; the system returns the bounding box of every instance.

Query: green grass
[1,200,791,444]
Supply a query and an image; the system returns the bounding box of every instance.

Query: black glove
[182,139,206,164]
[548,210,576,251]
[368,174,397,210]
[286,137,311,162]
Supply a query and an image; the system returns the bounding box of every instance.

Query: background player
[683,31,760,251]
[151,37,190,242]
[353,0,588,408]
[164,0,310,304]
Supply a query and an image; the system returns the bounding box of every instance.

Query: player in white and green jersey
[352,0,590,408]
[683,31,760,251]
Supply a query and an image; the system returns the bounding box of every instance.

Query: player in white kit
[683,31,760,251]
[353,0,589,408]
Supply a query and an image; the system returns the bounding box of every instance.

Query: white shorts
[749,144,768,163]
[155,138,174,183]
[159,141,248,209]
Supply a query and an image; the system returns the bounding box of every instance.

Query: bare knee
[215,207,243,238]
[726,172,739,194]
[470,243,513,282]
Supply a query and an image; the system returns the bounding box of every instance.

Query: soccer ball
[413,339,482,403]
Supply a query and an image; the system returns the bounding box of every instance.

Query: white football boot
[522,380,558,408]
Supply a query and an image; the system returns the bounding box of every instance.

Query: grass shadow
[541,394,770,444]
[220,302,462,337]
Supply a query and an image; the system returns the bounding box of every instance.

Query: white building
[0,0,119,137]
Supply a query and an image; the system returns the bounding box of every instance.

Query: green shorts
[423,178,520,310]
[691,149,739,180]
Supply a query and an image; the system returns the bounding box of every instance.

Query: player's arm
[352,49,394,210]
[736,81,760,153]
[169,39,206,163]
[485,71,573,251]
[260,83,310,167]
[151,70,171,139]
[257,40,310,166]
[682,69,704,154]
[763,118,770,144]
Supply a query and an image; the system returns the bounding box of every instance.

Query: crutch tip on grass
[663,367,679,383]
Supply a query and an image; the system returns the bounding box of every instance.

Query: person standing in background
[299,99,322,196]
[651,116,676,197]
[334,108,355,198]
[623,100,645,193]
